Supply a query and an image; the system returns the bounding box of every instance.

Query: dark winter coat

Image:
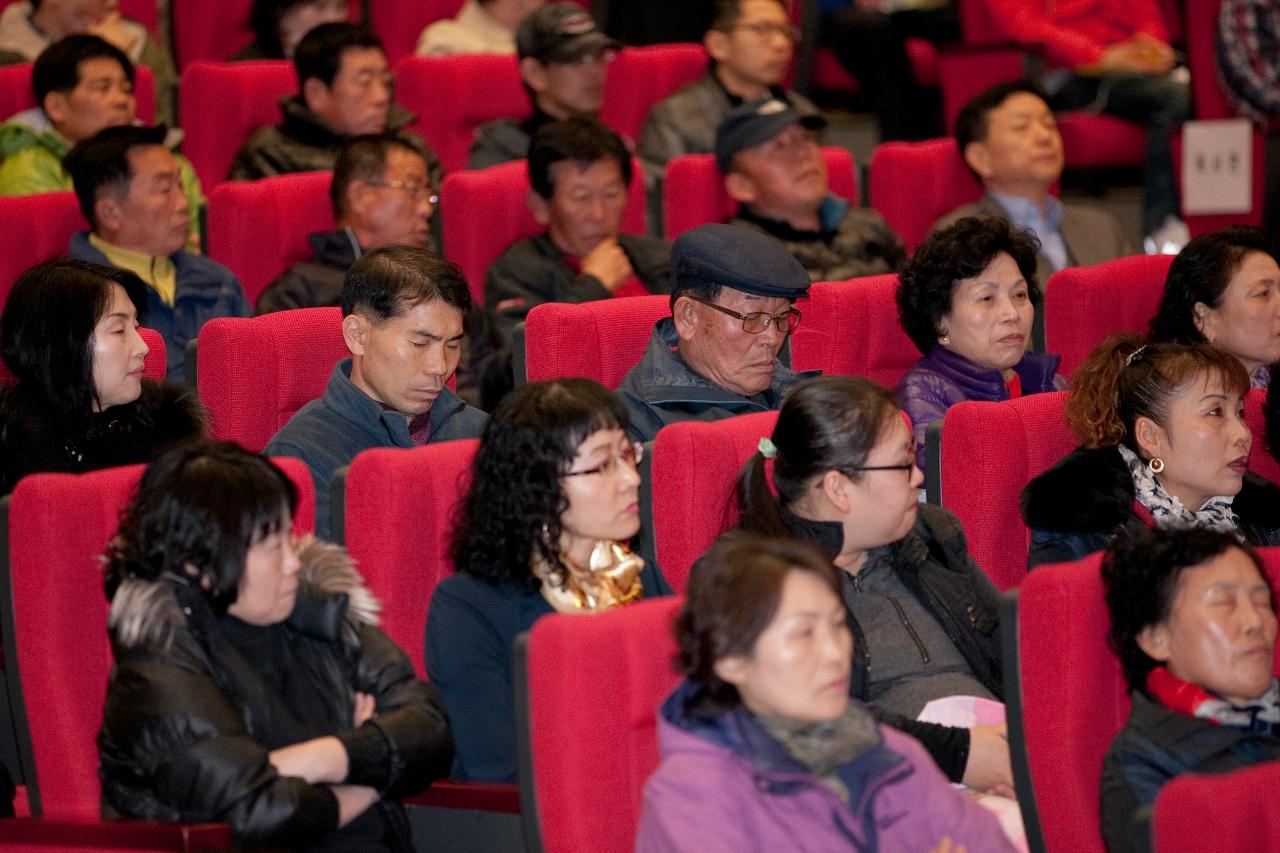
[257,228,361,314]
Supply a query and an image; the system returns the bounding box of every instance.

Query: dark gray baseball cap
[516,3,621,64]
[714,97,827,173]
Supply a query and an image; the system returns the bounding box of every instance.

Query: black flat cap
[671,223,811,300]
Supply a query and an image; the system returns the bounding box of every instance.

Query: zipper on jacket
[888,596,929,664]
[965,604,978,630]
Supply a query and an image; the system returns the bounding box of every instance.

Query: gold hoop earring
[1148,457,1165,474]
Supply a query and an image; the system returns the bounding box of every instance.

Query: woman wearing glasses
[731,375,1013,795]
[896,216,1064,468]
[426,378,669,782]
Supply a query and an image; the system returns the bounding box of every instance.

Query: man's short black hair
[528,115,631,200]
[293,22,383,88]
[63,124,167,228]
[33,35,134,109]
[330,135,424,219]
[342,245,471,321]
[954,79,1050,157]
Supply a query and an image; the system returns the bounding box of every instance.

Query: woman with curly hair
[426,378,670,782]
[895,216,1064,468]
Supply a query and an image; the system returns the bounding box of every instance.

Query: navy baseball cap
[714,97,827,173]
[517,3,621,64]
[671,224,811,300]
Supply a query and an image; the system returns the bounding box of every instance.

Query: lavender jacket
[635,682,1015,853]
[896,346,1063,469]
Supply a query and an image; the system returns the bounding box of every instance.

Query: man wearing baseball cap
[616,222,818,443]
[469,2,621,168]
[718,97,906,281]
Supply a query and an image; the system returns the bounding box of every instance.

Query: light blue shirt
[988,191,1070,273]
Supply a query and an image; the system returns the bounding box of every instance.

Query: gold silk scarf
[532,541,645,614]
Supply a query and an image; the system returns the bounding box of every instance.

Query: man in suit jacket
[933,80,1135,287]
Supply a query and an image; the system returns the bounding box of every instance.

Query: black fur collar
[1020,446,1134,533]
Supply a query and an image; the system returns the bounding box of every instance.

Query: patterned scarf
[1118,445,1241,535]
[530,540,644,614]
[1147,666,1280,735]
[755,703,883,805]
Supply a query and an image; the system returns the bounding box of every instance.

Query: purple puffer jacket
[896,346,1064,469]
[635,681,1015,853]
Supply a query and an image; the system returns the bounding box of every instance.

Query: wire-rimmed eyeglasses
[688,296,801,335]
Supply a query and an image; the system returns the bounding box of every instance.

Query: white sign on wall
[1181,119,1252,215]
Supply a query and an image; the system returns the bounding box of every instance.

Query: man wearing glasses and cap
[617,222,817,443]
[469,2,621,168]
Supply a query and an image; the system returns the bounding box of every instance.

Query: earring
[1148,457,1165,474]
[939,333,950,345]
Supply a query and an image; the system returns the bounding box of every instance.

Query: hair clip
[1125,344,1148,366]
[757,437,777,459]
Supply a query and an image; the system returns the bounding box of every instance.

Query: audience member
[719,97,905,281]
[258,135,438,313]
[98,439,452,848]
[935,80,1134,284]
[1021,334,1280,568]
[474,116,671,409]
[1100,527,1280,853]
[468,2,619,169]
[0,258,204,495]
[64,125,251,382]
[428,378,669,781]
[0,35,203,250]
[1149,226,1280,389]
[415,0,544,57]
[232,0,350,60]
[229,23,443,187]
[638,0,817,226]
[617,223,814,444]
[0,0,177,125]
[266,247,486,540]
[635,534,1015,852]
[731,375,1012,792]
[896,216,1063,468]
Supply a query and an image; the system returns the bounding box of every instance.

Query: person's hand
[580,238,635,292]
[268,736,349,785]
[1130,33,1176,72]
[332,784,379,827]
[930,839,968,853]
[1097,37,1174,74]
[960,724,1013,794]
[353,692,376,727]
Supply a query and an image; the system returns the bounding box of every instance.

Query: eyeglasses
[565,442,644,477]
[688,296,801,335]
[560,47,618,67]
[846,463,915,473]
[371,179,439,205]
[728,21,800,42]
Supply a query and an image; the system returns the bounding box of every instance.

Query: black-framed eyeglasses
[846,463,915,473]
[371,179,439,205]
[688,296,801,335]
[564,441,644,477]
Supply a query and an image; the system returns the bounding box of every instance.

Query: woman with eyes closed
[727,375,1013,796]
[1021,334,1280,569]
[896,216,1064,469]
[0,257,204,494]
[426,378,671,782]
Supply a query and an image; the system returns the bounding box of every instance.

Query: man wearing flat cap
[617,222,817,443]
[719,97,906,282]
[469,2,622,168]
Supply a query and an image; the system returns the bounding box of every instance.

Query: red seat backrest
[1043,253,1174,377]
[939,392,1076,591]
[139,327,167,382]
[520,596,682,852]
[0,62,155,125]
[790,275,921,388]
[1154,761,1280,852]
[0,191,86,309]
[394,53,527,173]
[171,0,253,68]
[5,458,314,817]
[1183,0,1234,121]
[1244,387,1280,485]
[196,307,349,452]
[867,138,983,251]
[600,44,708,142]
[205,171,336,308]
[178,60,297,191]
[650,411,779,592]
[343,440,477,678]
[370,0,464,64]
[523,296,671,389]
[441,157,646,305]
[663,147,859,240]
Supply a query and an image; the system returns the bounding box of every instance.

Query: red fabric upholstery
[140,328,166,382]
[939,392,1075,590]
[5,459,314,818]
[521,596,682,851]
[1244,387,1280,485]
[1154,761,1280,852]
[810,40,939,94]
[205,171,335,307]
[196,308,348,452]
[0,63,154,124]
[600,44,708,142]
[441,157,646,305]
[650,411,779,593]
[790,276,921,388]
[522,296,670,388]
[1054,113,1148,170]
[370,0,463,63]
[1183,0,1234,121]
[178,60,296,191]
[0,191,86,311]
[171,0,253,67]
[394,54,527,173]
[663,147,859,239]
[868,139,983,251]
[1043,253,1174,377]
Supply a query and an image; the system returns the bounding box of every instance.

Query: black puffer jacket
[98,539,453,850]
[0,380,205,495]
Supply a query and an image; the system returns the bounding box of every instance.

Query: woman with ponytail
[1021,333,1280,569]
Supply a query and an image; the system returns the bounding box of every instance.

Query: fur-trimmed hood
[109,535,381,652]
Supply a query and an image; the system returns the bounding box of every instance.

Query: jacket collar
[782,509,931,574]
[1020,445,1134,533]
[306,227,363,267]
[921,344,1060,401]
[736,194,849,241]
[1127,689,1276,766]
[322,356,468,445]
[68,230,226,298]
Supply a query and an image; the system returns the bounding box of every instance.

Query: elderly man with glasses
[617,222,816,443]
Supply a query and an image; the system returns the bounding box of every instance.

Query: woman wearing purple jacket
[635,535,1015,853]
[895,217,1063,469]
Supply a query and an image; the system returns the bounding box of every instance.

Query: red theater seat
[0,191,85,310]
[521,295,670,388]
[0,63,154,125]
[789,275,921,388]
[1154,762,1280,853]
[600,44,707,142]
[868,138,983,251]
[1244,387,1280,486]
[171,0,358,69]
